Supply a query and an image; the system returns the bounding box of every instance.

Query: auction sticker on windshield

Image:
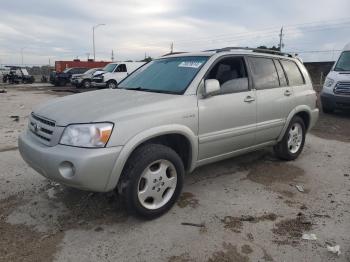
[178,61,204,68]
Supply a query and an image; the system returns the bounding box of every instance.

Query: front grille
[29,113,56,145]
[334,82,350,95]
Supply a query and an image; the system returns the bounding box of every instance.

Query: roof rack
[204,47,295,58]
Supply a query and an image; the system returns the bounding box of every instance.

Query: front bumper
[91,81,107,88]
[18,131,122,192]
[320,91,350,109]
[71,78,82,85]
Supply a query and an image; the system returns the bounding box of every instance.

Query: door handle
[284,90,292,96]
[244,96,255,103]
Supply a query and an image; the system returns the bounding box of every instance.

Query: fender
[277,105,312,142]
[104,124,198,191]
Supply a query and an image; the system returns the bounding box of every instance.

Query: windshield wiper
[126,87,179,94]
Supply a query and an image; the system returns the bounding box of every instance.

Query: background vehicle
[91,62,145,89]
[50,67,88,86]
[2,66,35,84]
[71,68,104,88]
[19,47,318,219]
[321,43,350,113]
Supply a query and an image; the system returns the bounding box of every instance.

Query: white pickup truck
[91,62,145,89]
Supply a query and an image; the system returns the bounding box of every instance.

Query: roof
[343,43,350,51]
[158,47,299,61]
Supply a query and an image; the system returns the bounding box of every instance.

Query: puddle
[177,192,199,208]
[221,213,277,233]
[0,196,63,262]
[208,242,249,262]
[241,244,253,254]
[272,213,313,246]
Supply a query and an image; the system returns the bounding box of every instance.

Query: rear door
[247,56,294,144]
[198,56,257,160]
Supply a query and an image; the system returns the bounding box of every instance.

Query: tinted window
[116,64,127,72]
[274,60,287,86]
[207,57,248,94]
[281,60,305,86]
[249,57,279,90]
[334,51,350,71]
[119,56,208,94]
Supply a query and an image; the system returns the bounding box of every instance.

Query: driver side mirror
[203,79,220,97]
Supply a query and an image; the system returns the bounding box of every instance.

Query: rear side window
[274,60,287,86]
[281,60,305,86]
[248,57,279,90]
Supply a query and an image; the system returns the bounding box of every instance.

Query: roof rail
[204,47,295,58]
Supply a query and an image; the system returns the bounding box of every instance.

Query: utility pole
[278,27,284,51]
[170,42,174,53]
[21,47,26,65]
[111,50,114,61]
[86,53,90,60]
[92,23,105,61]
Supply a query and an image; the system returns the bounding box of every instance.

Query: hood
[71,73,84,79]
[33,89,185,126]
[327,70,350,82]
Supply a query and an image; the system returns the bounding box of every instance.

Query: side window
[206,57,248,94]
[280,60,305,86]
[116,64,127,72]
[274,60,287,86]
[248,57,279,90]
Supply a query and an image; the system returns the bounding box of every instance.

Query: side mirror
[203,79,220,97]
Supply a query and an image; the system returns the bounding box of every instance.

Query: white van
[91,62,145,89]
[321,43,350,113]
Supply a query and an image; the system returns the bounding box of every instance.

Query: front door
[198,56,257,160]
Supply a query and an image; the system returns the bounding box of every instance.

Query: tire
[274,116,306,161]
[322,105,334,114]
[106,80,117,89]
[81,79,91,89]
[120,144,184,219]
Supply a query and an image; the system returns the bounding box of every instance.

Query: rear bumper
[19,131,122,192]
[320,92,350,109]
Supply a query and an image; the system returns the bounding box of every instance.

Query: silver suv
[19,47,319,219]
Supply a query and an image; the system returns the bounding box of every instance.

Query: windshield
[84,68,96,75]
[103,64,118,73]
[118,56,209,94]
[334,51,350,71]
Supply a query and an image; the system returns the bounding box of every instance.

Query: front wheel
[274,116,306,161]
[81,79,91,89]
[120,144,184,219]
[106,80,117,89]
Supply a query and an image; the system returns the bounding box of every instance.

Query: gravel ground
[0,86,349,262]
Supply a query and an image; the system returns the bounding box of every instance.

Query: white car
[92,62,145,89]
[321,43,350,113]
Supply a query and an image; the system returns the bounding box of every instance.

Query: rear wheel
[274,116,306,161]
[120,144,184,219]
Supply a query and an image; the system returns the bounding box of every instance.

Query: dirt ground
[0,86,349,262]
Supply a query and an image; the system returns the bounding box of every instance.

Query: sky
[0,0,350,65]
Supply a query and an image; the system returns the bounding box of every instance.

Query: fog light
[59,161,75,179]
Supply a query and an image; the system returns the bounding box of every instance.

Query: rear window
[248,57,279,90]
[281,60,305,86]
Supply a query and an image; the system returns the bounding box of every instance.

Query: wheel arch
[277,106,312,142]
[105,125,198,192]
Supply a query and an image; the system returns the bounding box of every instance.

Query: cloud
[0,0,350,64]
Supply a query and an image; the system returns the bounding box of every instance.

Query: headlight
[60,123,113,148]
[324,78,335,88]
